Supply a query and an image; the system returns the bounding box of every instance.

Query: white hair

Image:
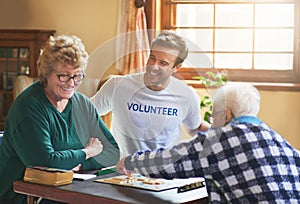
[212,82,260,117]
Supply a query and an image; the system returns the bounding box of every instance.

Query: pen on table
[96,166,117,176]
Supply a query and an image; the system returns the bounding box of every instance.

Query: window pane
[159,0,298,83]
[256,4,294,27]
[184,53,213,68]
[254,54,293,70]
[255,29,294,51]
[216,4,253,27]
[215,29,253,51]
[177,4,213,27]
[215,54,252,69]
[177,29,213,51]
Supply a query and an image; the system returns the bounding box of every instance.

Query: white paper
[73,173,96,181]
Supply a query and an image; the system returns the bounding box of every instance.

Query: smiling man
[91,31,210,157]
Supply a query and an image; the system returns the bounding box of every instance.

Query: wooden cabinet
[0,29,56,130]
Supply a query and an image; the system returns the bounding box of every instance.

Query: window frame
[145,0,300,91]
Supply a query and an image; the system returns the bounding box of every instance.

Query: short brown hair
[151,31,188,67]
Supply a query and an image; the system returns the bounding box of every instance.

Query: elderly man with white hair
[210,82,261,128]
[116,82,300,203]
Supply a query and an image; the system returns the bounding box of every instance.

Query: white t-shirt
[91,73,201,156]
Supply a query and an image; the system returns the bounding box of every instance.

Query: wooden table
[14,173,208,204]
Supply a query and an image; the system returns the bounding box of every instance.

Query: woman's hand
[72,164,82,172]
[83,137,103,160]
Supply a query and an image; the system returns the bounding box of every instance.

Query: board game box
[24,166,73,186]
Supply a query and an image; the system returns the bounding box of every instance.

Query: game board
[94,173,205,192]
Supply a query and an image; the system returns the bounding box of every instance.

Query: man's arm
[90,77,115,115]
[198,120,211,132]
[186,121,211,136]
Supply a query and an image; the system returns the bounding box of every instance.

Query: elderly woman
[0,35,119,204]
[116,82,300,203]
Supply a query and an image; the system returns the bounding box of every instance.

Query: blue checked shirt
[125,116,300,203]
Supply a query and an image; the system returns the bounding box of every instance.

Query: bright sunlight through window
[175,2,294,71]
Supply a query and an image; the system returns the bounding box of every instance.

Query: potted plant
[193,71,227,123]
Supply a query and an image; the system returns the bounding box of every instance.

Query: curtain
[100,0,150,128]
[115,0,150,75]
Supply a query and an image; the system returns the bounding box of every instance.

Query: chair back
[13,75,36,99]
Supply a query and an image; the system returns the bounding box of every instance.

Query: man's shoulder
[108,73,143,83]
[124,72,143,80]
[170,76,196,94]
[111,73,144,88]
[170,76,191,87]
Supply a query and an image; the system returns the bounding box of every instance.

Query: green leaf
[204,111,212,124]
[195,71,227,124]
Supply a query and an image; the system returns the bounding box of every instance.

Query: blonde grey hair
[212,82,260,117]
[37,34,88,87]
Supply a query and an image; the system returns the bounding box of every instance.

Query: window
[146,0,300,87]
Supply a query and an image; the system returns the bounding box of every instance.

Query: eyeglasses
[53,71,85,83]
